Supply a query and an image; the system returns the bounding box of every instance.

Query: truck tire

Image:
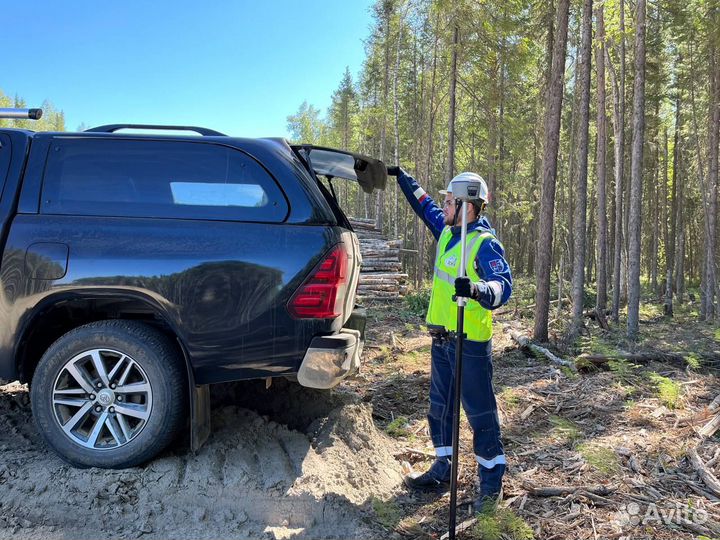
[30,320,187,468]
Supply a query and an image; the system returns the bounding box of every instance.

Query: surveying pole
[447,177,484,540]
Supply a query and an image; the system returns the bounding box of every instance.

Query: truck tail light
[288,244,349,319]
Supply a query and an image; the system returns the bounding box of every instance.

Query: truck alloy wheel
[31,320,187,468]
[51,348,153,450]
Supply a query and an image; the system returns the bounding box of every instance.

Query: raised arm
[390,168,445,241]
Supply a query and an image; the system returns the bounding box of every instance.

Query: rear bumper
[297,307,367,389]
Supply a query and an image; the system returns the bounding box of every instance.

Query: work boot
[473,462,505,513]
[473,488,502,515]
[403,457,451,491]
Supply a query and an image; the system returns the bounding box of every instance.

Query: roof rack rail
[85,124,226,136]
[0,108,43,120]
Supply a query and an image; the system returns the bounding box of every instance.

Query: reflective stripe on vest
[426,227,495,342]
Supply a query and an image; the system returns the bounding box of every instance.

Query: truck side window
[41,139,288,222]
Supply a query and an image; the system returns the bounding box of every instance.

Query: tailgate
[291,145,387,194]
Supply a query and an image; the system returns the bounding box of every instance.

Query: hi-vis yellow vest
[426,227,496,342]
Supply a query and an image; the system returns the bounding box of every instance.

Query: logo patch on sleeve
[489,259,505,273]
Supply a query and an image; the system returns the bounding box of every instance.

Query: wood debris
[507,328,577,370]
[350,217,407,300]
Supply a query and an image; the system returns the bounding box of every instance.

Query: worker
[387,166,512,512]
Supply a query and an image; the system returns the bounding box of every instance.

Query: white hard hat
[439,172,489,203]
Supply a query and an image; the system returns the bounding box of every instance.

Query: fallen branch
[393,447,436,460]
[689,448,720,497]
[440,517,477,540]
[584,307,610,330]
[577,349,687,368]
[709,393,720,412]
[573,490,615,506]
[508,330,576,371]
[522,481,617,497]
[672,513,720,538]
[520,403,538,421]
[676,393,720,428]
[707,447,720,469]
[698,413,720,438]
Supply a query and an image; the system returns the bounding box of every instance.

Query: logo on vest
[444,255,458,268]
[489,259,505,273]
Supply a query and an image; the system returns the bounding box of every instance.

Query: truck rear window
[41,139,288,222]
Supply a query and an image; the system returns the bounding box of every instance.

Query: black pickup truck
[0,109,386,468]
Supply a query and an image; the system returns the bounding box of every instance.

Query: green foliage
[561,365,579,379]
[685,353,701,370]
[647,373,681,409]
[281,0,717,324]
[577,444,621,476]
[370,497,403,529]
[499,387,521,410]
[385,416,411,438]
[608,359,642,384]
[402,286,431,317]
[638,303,663,320]
[579,334,616,357]
[286,101,326,144]
[472,507,534,540]
[549,415,582,443]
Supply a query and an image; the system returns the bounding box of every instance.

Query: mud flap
[180,337,211,452]
[190,384,211,452]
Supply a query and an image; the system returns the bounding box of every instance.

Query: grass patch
[549,415,582,443]
[577,443,621,475]
[472,507,534,540]
[647,372,682,409]
[579,334,616,357]
[499,387,521,410]
[639,302,663,319]
[685,353,701,370]
[402,287,431,318]
[385,416,411,438]
[608,358,642,384]
[397,347,430,370]
[561,365,579,379]
[371,497,403,529]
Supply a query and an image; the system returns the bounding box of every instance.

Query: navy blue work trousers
[428,336,505,495]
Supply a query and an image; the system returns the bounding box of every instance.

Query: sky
[1,0,375,137]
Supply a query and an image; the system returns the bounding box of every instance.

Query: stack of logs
[349,218,408,300]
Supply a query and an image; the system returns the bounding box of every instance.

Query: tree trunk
[596,2,608,313]
[570,0,593,335]
[627,0,646,339]
[663,127,673,316]
[705,21,720,320]
[376,2,392,232]
[676,210,686,303]
[689,39,713,319]
[650,99,660,296]
[610,0,625,322]
[533,0,571,342]
[667,93,681,316]
[566,28,581,273]
[446,24,459,182]
[393,11,403,241]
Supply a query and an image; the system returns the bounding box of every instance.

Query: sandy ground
[0,379,404,540]
[3,298,720,540]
